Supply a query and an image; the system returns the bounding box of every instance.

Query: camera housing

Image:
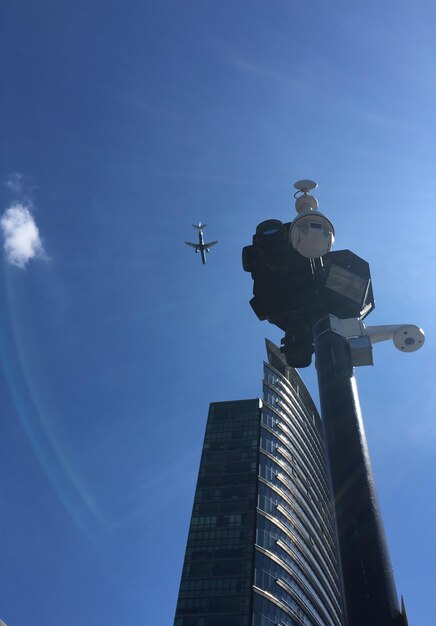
[392,325,425,352]
[290,183,335,259]
[326,315,425,362]
[363,322,425,353]
[289,211,335,259]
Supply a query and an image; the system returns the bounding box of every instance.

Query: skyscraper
[174,340,346,626]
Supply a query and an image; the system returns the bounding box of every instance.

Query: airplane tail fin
[192,222,206,230]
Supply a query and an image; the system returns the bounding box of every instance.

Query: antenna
[289,179,334,257]
[293,180,319,213]
[293,179,318,194]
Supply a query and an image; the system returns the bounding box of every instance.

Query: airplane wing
[185,241,199,250]
[204,241,218,248]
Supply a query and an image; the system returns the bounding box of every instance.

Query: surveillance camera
[393,325,425,353]
[289,211,335,259]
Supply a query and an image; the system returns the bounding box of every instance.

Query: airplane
[185,223,218,265]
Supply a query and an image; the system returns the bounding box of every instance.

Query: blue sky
[1,1,435,624]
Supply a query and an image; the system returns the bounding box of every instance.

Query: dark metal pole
[313,320,405,626]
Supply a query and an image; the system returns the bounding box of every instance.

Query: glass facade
[174,399,261,626]
[255,345,345,626]
[174,343,345,626]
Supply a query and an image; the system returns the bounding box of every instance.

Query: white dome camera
[393,325,425,352]
[327,316,426,365]
[364,322,425,353]
[290,179,335,259]
[290,212,335,259]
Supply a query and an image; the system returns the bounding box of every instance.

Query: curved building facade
[174,341,346,626]
[254,340,345,626]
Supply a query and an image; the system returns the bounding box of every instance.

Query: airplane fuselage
[185,223,218,265]
[198,230,206,264]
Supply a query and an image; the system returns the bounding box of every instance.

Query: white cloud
[5,172,24,194]
[1,202,46,268]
